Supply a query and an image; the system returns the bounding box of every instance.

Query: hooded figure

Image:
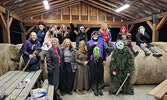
[76,25,88,50]
[87,31,106,96]
[109,40,135,95]
[136,26,162,57]
[117,26,139,57]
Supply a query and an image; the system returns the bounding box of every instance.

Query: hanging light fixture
[43,0,50,10]
[115,4,130,12]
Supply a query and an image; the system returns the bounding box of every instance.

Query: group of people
[11,21,163,100]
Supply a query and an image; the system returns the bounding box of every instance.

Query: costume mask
[116,41,124,50]
[80,26,85,33]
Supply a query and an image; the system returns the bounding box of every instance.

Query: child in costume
[117,26,139,57]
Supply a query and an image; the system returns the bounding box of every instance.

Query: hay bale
[104,42,167,85]
[0,44,20,76]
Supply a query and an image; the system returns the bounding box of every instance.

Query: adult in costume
[60,39,77,96]
[87,31,106,96]
[109,40,134,95]
[74,40,90,95]
[136,26,162,57]
[46,38,62,100]
[75,26,88,50]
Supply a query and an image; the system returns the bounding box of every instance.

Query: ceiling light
[115,4,130,12]
[43,0,50,10]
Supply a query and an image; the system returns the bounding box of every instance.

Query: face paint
[116,41,124,50]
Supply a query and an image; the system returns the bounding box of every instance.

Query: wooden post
[128,24,134,33]
[152,15,158,42]
[79,3,81,21]
[70,6,72,21]
[19,21,26,43]
[61,9,62,20]
[0,12,11,43]
[97,9,98,21]
[88,6,90,21]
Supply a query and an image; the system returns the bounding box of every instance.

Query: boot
[92,85,99,96]
[145,51,151,56]
[54,90,62,100]
[153,52,163,58]
[11,47,23,62]
[98,84,103,96]
[131,49,139,57]
[76,89,83,95]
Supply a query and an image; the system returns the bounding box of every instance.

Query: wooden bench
[148,79,167,100]
[42,79,54,100]
[0,70,41,100]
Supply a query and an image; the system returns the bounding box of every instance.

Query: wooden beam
[128,16,152,24]
[0,12,7,28]
[156,17,167,31]
[20,0,80,18]
[85,27,90,33]
[61,9,63,20]
[144,0,167,11]
[70,6,72,20]
[5,0,34,8]
[128,24,134,33]
[87,0,136,19]
[25,26,35,36]
[146,21,153,30]
[88,6,90,21]
[11,0,44,12]
[82,1,129,19]
[23,19,127,26]
[16,0,64,15]
[9,17,13,27]
[0,5,22,21]
[19,21,26,42]
[79,3,81,21]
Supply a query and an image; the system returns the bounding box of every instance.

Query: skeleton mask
[116,41,124,50]
[80,26,85,33]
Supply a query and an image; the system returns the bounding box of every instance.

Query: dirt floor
[60,85,157,100]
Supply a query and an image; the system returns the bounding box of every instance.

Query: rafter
[17,0,64,15]
[81,1,129,19]
[144,0,167,11]
[86,0,136,19]
[5,0,35,9]
[0,5,22,21]
[20,0,80,18]
[98,0,138,17]
[13,0,53,13]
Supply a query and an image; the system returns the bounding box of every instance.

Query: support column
[19,21,26,43]
[152,15,158,42]
[0,11,11,43]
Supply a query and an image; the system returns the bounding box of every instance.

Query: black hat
[37,21,46,27]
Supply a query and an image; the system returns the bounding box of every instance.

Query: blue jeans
[104,42,115,50]
[22,55,39,71]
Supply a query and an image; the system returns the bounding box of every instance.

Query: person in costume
[117,26,139,57]
[46,38,62,100]
[58,23,74,44]
[87,31,106,96]
[99,23,115,54]
[60,39,77,96]
[41,25,60,62]
[73,40,90,95]
[75,25,88,50]
[136,26,162,57]
[11,21,47,62]
[22,32,41,71]
[109,40,135,95]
